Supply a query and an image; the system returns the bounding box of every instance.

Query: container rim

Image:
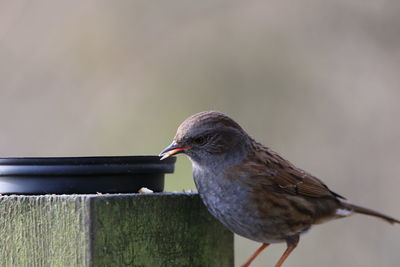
[0,155,175,165]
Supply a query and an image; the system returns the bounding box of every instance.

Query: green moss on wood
[0,196,91,267]
[0,193,233,267]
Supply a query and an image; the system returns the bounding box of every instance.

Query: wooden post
[0,193,233,267]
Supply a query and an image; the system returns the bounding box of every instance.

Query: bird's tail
[343,202,400,224]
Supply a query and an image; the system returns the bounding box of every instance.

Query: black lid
[0,156,176,194]
[0,156,176,176]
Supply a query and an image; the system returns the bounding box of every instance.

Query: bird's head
[159,111,251,168]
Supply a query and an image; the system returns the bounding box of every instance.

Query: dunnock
[160,111,399,267]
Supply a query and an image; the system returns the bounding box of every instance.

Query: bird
[159,111,399,267]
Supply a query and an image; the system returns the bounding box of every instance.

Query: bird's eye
[193,136,206,145]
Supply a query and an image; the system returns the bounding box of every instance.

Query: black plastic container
[0,156,175,194]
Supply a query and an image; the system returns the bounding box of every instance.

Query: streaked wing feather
[255,145,345,199]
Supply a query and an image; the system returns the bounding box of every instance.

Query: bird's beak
[159,141,191,160]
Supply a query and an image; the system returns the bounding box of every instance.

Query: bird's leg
[241,243,270,267]
[275,235,299,267]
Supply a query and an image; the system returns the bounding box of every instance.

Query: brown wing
[253,144,345,200]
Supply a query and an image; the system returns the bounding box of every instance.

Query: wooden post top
[0,193,233,267]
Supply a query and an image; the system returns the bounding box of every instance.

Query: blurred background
[1,0,399,266]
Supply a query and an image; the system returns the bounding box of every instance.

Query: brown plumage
[160,111,399,267]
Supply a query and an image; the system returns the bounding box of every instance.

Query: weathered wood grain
[0,193,233,267]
